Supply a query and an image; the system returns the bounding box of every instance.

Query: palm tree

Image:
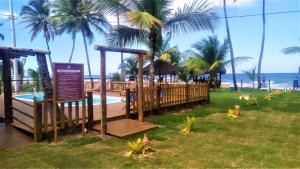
[122,56,138,78]
[103,0,216,106]
[27,68,41,91]
[223,0,238,90]
[243,67,256,88]
[52,0,111,79]
[183,36,251,87]
[17,59,26,85]
[20,0,55,64]
[0,23,4,40]
[257,0,266,89]
[282,46,300,55]
[111,72,121,81]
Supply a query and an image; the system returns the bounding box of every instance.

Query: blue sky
[0,0,299,76]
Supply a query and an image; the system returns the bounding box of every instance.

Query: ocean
[85,73,300,89]
[221,73,300,89]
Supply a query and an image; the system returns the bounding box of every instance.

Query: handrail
[10,106,34,119]
[13,116,34,130]
[11,97,34,108]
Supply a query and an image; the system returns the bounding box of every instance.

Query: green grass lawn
[1,89,300,168]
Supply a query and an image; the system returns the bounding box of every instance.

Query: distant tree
[111,72,121,81]
[243,67,256,88]
[223,0,238,90]
[27,68,40,90]
[20,0,56,64]
[122,56,138,78]
[257,0,266,89]
[52,0,111,79]
[282,46,300,55]
[17,59,26,85]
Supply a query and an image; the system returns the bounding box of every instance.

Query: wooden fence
[125,83,209,114]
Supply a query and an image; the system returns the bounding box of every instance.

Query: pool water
[14,93,122,106]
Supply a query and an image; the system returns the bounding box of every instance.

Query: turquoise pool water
[14,93,122,106]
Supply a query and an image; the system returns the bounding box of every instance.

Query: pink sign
[53,63,84,102]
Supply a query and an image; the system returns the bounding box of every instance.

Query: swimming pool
[13,93,123,106]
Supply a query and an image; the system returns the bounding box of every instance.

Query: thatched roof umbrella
[143,60,178,82]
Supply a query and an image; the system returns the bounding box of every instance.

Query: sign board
[53,63,84,102]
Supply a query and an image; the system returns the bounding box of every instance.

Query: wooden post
[68,102,72,127]
[100,50,107,136]
[60,103,65,129]
[2,51,13,124]
[43,97,48,136]
[87,91,94,130]
[185,83,189,107]
[125,88,130,118]
[137,54,144,122]
[82,99,86,135]
[75,101,79,125]
[206,83,210,104]
[52,97,57,141]
[33,98,43,142]
[156,86,161,113]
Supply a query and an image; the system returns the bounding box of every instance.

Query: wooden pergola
[0,46,51,125]
[94,45,148,136]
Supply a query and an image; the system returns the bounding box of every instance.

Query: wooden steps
[11,121,33,134]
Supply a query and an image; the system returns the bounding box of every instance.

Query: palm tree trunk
[257,0,266,89]
[68,36,76,63]
[81,29,93,83]
[117,8,125,81]
[223,0,238,91]
[149,31,157,112]
[45,38,53,65]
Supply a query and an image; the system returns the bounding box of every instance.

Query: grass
[1,89,300,168]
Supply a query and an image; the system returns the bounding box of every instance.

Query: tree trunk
[148,31,157,112]
[45,38,53,65]
[257,0,266,89]
[117,8,125,81]
[223,0,238,91]
[68,36,76,63]
[81,29,93,83]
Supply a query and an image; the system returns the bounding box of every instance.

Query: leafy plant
[264,94,273,101]
[181,116,197,135]
[227,109,237,118]
[272,90,282,96]
[126,138,151,157]
[111,72,121,81]
[240,95,258,105]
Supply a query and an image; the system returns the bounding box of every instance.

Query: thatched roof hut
[143,60,178,75]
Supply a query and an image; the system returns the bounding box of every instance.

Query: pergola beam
[94,45,147,55]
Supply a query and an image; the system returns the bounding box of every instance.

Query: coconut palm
[20,0,55,64]
[17,58,26,85]
[183,36,251,88]
[122,56,138,78]
[223,0,238,90]
[52,0,111,78]
[159,33,181,66]
[243,67,256,88]
[102,0,215,106]
[257,0,266,89]
[283,46,300,55]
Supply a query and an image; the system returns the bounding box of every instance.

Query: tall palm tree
[52,0,111,78]
[20,0,55,64]
[243,67,256,88]
[17,58,26,85]
[283,46,300,55]
[223,0,238,90]
[102,0,216,106]
[257,0,266,89]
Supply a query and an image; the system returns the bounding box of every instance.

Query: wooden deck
[93,119,158,137]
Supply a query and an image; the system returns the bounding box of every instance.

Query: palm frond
[223,56,253,68]
[106,25,149,46]
[127,11,163,29]
[282,46,300,55]
[0,33,4,40]
[164,0,216,35]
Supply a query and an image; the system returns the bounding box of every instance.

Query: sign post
[52,63,85,141]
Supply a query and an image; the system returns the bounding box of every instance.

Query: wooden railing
[125,83,209,114]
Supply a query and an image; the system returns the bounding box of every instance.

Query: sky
[0,0,299,76]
